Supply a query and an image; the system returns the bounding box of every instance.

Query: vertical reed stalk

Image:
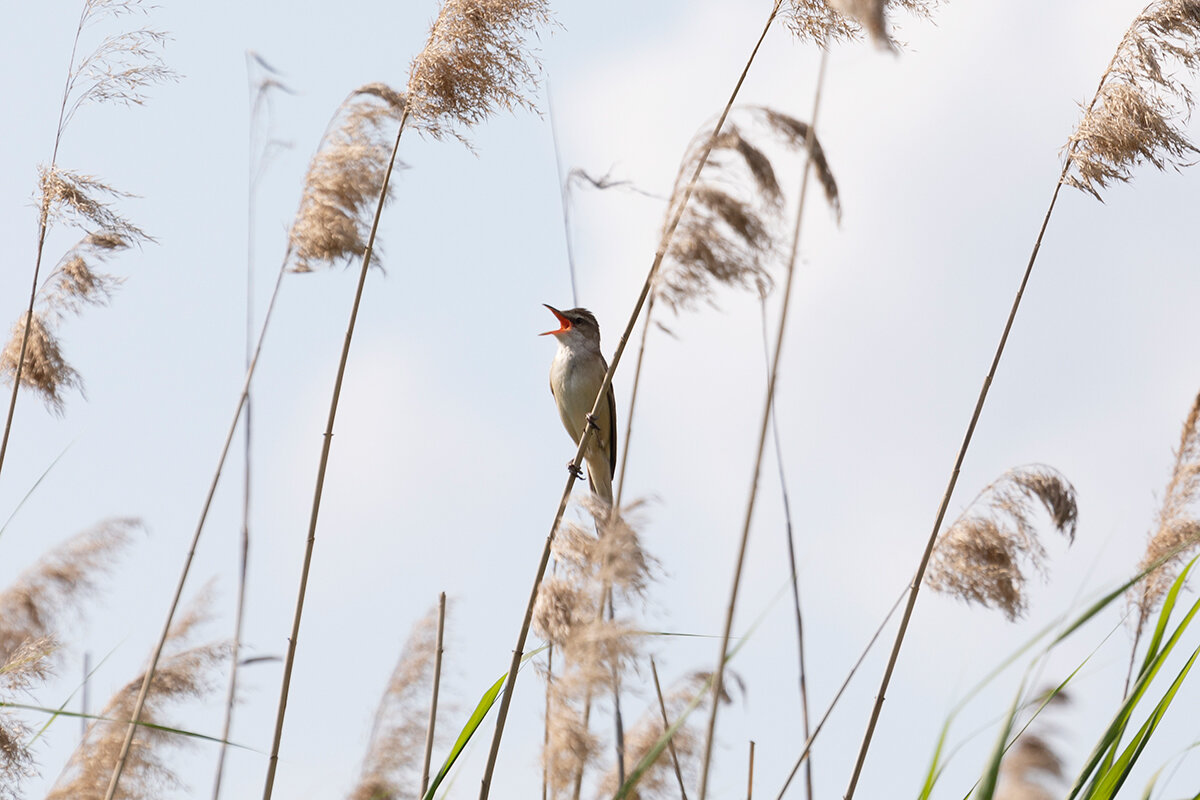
[420,592,447,797]
[696,47,829,800]
[477,5,783,796]
[747,741,756,799]
[840,60,1117,800]
[261,108,411,800]
[650,658,689,800]
[613,293,654,507]
[104,255,291,800]
[759,297,813,800]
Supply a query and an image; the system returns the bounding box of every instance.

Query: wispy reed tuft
[533,498,653,798]
[0,519,136,656]
[995,691,1069,800]
[45,595,227,800]
[925,465,1078,620]
[406,0,554,144]
[288,85,408,273]
[349,603,445,800]
[784,0,936,48]
[656,106,840,312]
[1064,0,1200,198]
[0,637,55,800]
[1131,391,1200,639]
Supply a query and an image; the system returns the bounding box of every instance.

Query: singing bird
[541,304,617,505]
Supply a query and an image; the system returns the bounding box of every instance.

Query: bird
[541,304,617,506]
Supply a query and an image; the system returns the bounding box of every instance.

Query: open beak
[539,304,571,336]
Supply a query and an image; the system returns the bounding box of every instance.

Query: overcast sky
[2,0,1200,798]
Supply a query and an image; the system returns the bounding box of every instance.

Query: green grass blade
[422,645,546,800]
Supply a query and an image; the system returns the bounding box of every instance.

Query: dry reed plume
[348,604,445,800]
[925,465,1078,620]
[1131,391,1200,640]
[995,691,1069,800]
[406,0,553,143]
[289,85,407,273]
[1064,0,1200,198]
[533,498,653,798]
[2,0,170,415]
[0,637,55,799]
[784,0,937,47]
[0,519,137,657]
[656,107,840,312]
[46,596,227,800]
[595,671,731,800]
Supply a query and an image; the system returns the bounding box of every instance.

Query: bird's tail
[585,457,613,509]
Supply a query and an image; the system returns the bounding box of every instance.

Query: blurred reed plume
[0,637,55,800]
[2,0,172,414]
[349,603,445,800]
[595,671,731,799]
[925,465,1078,620]
[406,0,553,143]
[288,84,407,273]
[1131,391,1200,643]
[1064,0,1200,198]
[784,0,936,47]
[45,595,227,800]
[995,691,1069,800]
[0,519,137,657]
[656,106,839,312]
[533,498,653,798]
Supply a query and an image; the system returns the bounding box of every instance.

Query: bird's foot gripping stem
[566,460,584,480]
[585,412,600,432]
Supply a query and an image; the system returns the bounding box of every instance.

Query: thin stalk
[841,57,1116,800]
[547,84,578,309]
[477,6,782,797]
[420,592,448,796]
[104,254,291,800]
[81,652,90,741]
[774,587,906,800]
[613,292,654,507]
[543,641,553,800]
[748,741,756,799]
[212,56,271,800]
[759,297,813,800]
[696,47,829,800]
[0,0,89,482]
[650,658,689,800]
[261,107,411,800]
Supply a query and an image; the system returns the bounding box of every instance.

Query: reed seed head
[0,313,80,413]
[0,637,55,800]
[406,0,553,144]
[926,465,1078,620]
[1065,0,1200,197]
[288,85,408,273]
[784,0,936,48]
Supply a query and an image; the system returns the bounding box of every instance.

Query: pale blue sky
[2,1,1200,798]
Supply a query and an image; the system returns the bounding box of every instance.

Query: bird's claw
[585,412,600,431]
[566,460,584,479]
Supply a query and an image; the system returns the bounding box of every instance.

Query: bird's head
[540,304,602,349]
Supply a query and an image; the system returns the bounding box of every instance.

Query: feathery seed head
[1,313,82,414]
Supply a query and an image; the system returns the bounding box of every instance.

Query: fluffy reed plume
[0,637,55,800]
[925,466,1078,620]
[784,0,936,47]
[656,107,840,312]
[2,0,169,414]
[405,0,553,143]
[288,85,408,273]
[1064,0,1200,198]
[533,498,653,798]
[45,597,227,800]
[0,519,136,657]
[348,604,444,800]
[595,671,731,799]
[995,692,1069,800]
[1132,392,1200,637]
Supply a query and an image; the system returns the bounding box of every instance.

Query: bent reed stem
[261,107,411,800]
[476,4,783,797]
[696,45,829,800]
